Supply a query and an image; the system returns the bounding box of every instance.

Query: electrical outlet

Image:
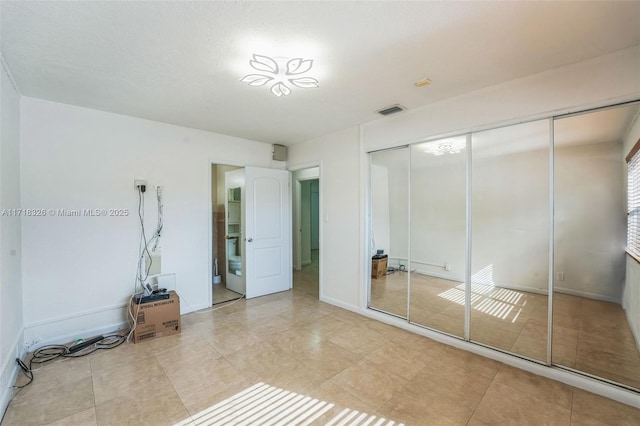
[134,179,147,190]
[557,272,565,281]
[23,337,41,352]
[444,262,451,271]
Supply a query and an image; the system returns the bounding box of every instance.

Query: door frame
[208,160,245,308]
[289,161,324,300]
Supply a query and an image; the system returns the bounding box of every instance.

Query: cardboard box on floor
[130,290,181,343]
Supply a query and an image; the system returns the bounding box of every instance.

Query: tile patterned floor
[212,283,243,305]
[371,271,640,389]
[3,265,639,425]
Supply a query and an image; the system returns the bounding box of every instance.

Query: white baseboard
[554,286,620,304]
[319,295,361,314]
[1,327,24,422]
[413,270,621,303]
[35,321,129,349]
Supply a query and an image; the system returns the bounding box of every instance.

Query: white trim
[23,303,128,329]
[554,287,621,304]
[35,321,128,349]
[0,54,21,96]
[319,296,361,314]
[1,326,24,422]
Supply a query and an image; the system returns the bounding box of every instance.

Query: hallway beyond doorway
[293,249,319,298]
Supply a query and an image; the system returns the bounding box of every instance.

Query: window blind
[627,139,640,259]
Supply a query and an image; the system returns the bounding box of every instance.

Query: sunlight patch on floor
[174,382,403,426]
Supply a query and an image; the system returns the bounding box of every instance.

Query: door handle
[247,238,253,242]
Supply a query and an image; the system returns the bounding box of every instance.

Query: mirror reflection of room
[470,120,550,362]
[409,136,467,338]
[553,104,640,389]
[370,147,409,318]
[368,101,640,391]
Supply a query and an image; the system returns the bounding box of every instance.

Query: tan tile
[552,325,578,368]
[400,333,447,358]
[410,360,493,410]
[262,326,324,355]
[169,359,250,415]
[181,377,253,417]
[293,340,361,379]
[493,364,573,409]
[15,355,91,399]
[95,374,189,426]
[275,306,328,327]
[92,355,166,405]
[469,382,571,425]
[302,315,351,338]
[201,324,262,355]
[225,341,300,376]
[435,346,502,379]
[245,360,328,395]
[331,360,408,410]
[2,377,94,426]
[378,385,473,425]
[154,338,221,365]
[329,327,388,357]
[510,322,548,362]
[470,321,521,352]
[89,340,153,373]
[44,408,96,426]
[364,341,430,380]
[571,389,640,426]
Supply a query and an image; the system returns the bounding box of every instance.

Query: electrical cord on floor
[196,292,247,314]
[12,331,128,390]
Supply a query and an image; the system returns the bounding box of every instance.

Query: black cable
[12,332,128,391]
[138,188,152,284]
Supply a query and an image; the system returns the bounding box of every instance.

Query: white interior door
[245,166,292,299]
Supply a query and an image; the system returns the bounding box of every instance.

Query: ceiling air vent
[377,104,406,116]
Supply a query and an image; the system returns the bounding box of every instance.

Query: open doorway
[211,163,244,305]
[292,167,320,298]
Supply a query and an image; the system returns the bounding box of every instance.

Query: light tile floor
[212,283,243,305]
[371,271,640,389]
[3,269,639,425]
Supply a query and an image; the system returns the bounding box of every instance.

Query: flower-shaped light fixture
[241,54,319,97]
[421,137,466,156]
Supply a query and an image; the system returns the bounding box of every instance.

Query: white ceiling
[2,1,639,145]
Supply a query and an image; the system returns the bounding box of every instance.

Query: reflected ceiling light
[240,54,319,97]
[421,137,466,156]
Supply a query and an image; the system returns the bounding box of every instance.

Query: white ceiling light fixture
[241,54,319,97]
[421,137,466,156]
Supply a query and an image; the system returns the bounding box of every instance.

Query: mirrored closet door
[470,120,550,362]
[553,103,640,388]
[369,147,410,318]
[409,136,467,337]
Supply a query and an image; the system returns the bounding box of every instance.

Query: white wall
[288,127,361,308]
[0,62,23,418]
[310,180,319,250]
[555,141,626,301]
[363,47,640,152]
[623,111,640,347]
[292,167,319,271]
[287,46,640,314]
[300,180,312,265]
[370,164,390,256]
[20,98,272,344]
